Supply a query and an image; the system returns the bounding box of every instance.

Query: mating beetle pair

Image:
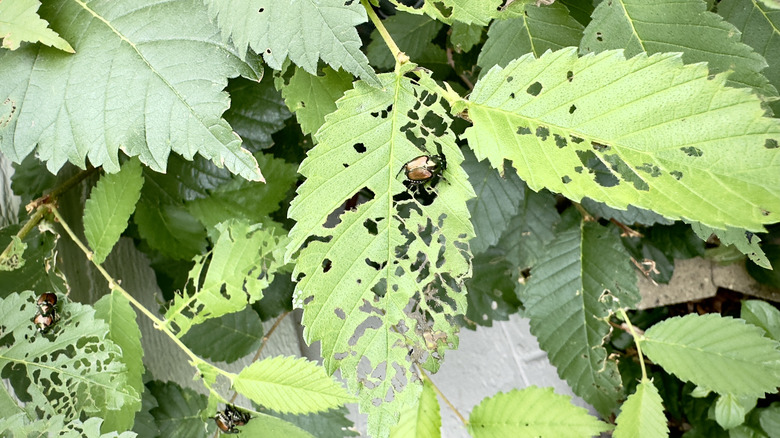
[33,293,58,333]
[214,405,251,434]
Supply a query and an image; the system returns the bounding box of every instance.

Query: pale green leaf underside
[465,48,780,231]
[580,0,777,98]
[286,65,475,437]
[0,0,262,181]
[468,387,612,438]
[614,379,668,438]
[522,221,639,416]
[84,159,144,264]
[477,2,584,72]
[690,221,770,269]
[204,0,379,86]
[391,0,503,25]
[233,356,354,415]
[0,0,73,52]
[641,313,780,397]
[389,379,441,438]
[281,67,354,137]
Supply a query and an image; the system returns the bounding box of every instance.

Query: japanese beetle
[397,154,447,186]
[37,293,57,316]
[34,312,56,333]
[214,405,250,434]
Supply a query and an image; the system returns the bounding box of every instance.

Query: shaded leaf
[450,22,483,52]
[690,222,770,269]
[368,12,444,70]
[203,0,379,86]
[270,406,359,438]
[464,48,780,231]
[0,0,73,52]
[180,307,263,363]
[581,197,673,226]
[0,225,66,296]
[468,387,612,437]
[0,0,263,181]
[580,0,777,99]
[713,393,757,430]
[147,381,211,438]
[238,412,316,437]
[495,186,559,270]
[614,379,669,438]
[134,201,207,261]
[522,221,639,415]
[223,75,292,151]
[84,159,144,264]
[641,313,780,397]
[464,247,521,328]
[281,67,354,137]
[233,356,354,415]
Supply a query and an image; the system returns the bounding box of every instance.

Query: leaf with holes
[521,220,640,416]
[580,0,777,99]
[0,0,73,52]
[690,221,770,269]
[391,0,504,26]
[286,63,475,437]
[464,48,780,231]
[280,67,354,137]
[389,379,441,438]
[164,220,286,336]
[233,356,355,415]
[203,0,379,87]
[0,0,263,181]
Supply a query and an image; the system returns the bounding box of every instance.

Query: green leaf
[0,0,73,52]
[164,220,285,336]
[759,403,780,438]
[180,307,263,363]
[450,22,483,52]
[237,412,316,438]
[690,222,770,269]
[558,0,594,27]
[0,0,263,181]
[232,356,354,415]
[614,379,669,438]
[187,153,298,229]
[580,0,777,99]
[719,0,780,113]
[464,48,780,231]
[389,379,440,438]
[759,0,780,9]
[641,313,780,397]
[522,221,639,415]
[0,225,66,296]
[269,406,359,438]
[368,12,444,70]
[747,244,780,287]
[281,67,354,137]
[464,149,525,254]
[714,393,757,430]
[286,65,475,437]
[468,386,612,438]
[477,2,584,72]
[464,247,521,328]
[141,154,232,205]
[83,159,144,264]
[0,292,134,422]
[94,290,145,433]
[203,0,379,86]
[741,299,780,342]
[223,75,292,151]
[147,381,210,438]
[581,197,673,226]
[391,0,503,25]
[495,186,559,270]
[134,201,208,261]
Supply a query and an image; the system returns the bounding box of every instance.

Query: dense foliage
[1,0,780,437]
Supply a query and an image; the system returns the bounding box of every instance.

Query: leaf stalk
[361,0,409,67]
[619,308,648,380]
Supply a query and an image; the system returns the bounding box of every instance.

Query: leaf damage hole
[574,166,583,173]
[365,258,387,271]
[258,7,264,12]
[570,135,584,144]
[562,175,572,184]
[432,1,453,17]
[506,76,514,83]
[421,111,446,136]
[680,146,703,157]
[419,90,437,107]
[762,209,770,216]
[363,219,379,235]
[535,126,549,141]
[569,105,577,114]
[566,71,574,82]
[334,308,346,320]
[637,163,662,177]
[322,259,332,273]
[349,317,382,346]
[371,104,393,119]
[554,134,567,148]
[596,32,603,42]
[353,143,366,153]
[526,82,542,96]
[265,48,271,54]
[342,163,349,168]
[517,126,531,135]
[576,150,619,187]
[303,295,314,305]
[591,141,610,152]
[510,92,515,99]
[765,139,779,149]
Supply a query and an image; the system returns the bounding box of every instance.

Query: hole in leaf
[671,170,683,180]
[569,105,577,114]
[535,126,549,141]
[526,82,542,96]
[517,126,532,135]
[421,111,446,136]
[334,308,346,320]
[510,92,515,99]
[365,258,387,271]
[353,143,366,153]
[575,166,583,173]
[765,139,779,149]
[680,146,703,157]
[576,150,619,187]
[334,352,348,360]
[349,316,382,346]
[363,218,378,235]
[637,163,662,177]
[419,90,437,106]
[342,163,349,168]
[507,76,514,83]
[562,175,572,184]
[596,32,603,41]
[571,135,584,144]
[258,8,264,12]
[591,141,610,152]
[406,109,419,120]
[322,259,332,273]
[432,1,452,17]
[303,295,314,305]
[762,209,770,216]
[265,48,271,54]
[566,71,574,82]
[554,134,567,148]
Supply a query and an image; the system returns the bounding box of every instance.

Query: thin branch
[416,365,468,427]
[619,308,648,380]
[361,0,408,67]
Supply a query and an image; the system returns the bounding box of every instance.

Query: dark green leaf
[581,198,673,226]
[148,380,211,438]
[464,247,521,329]
[450,22,483,52]
[134,201,208,261]
[269,406,358,438]
[181,307,263,363]
[367,12,445,70]
[224,75,292,152]
[495,187,559,270]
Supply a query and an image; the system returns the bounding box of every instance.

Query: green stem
[361,0,408,67]
[0,206,47,265]
[417,365,468,427]
[619,308,648,380]
[49,205,233,379]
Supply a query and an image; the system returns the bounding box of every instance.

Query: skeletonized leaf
[522,220,639,416]
[614,379,669,438]
[468,387,612,438]
[280,67,354,137]
[233,356,355,415]
[0,0,73,52]
[690,222,770,269]
[641,313,780,397]
[84,159,144,264]
[580,0,776,98]
[389,379,441,438]
[0,0,263,181]
[477,2,584,72]
[464,48,780,231]
[286,64,475,437]
[203,0,379,86]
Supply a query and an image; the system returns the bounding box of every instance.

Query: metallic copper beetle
[214,405,250,434]
[397,154,447,186]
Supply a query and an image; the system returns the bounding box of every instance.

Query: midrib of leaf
[642,338,770,365]
[614,0,645,53]
[71,0,250,165]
